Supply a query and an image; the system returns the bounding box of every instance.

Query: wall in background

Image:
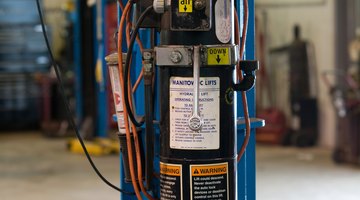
[256,0,336,148]
[256,0,326,6]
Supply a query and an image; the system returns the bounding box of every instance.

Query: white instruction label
[169,77,220,150]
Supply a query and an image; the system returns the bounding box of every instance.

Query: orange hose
[116,2,142,199]
[124,7,145,93]
[124,4,155,200]
[132,70,144,93]
[131,31,146,93]
[129,92,155,200]
[132,32,145,93]
[125,51,155,200]
[236,0,251,163]
[117,0,124,11]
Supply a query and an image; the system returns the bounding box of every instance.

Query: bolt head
[169,51,183,63]
[143,52,152,60]
[194,0,206,10]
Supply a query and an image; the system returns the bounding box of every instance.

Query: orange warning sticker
[191,163,228,176]
[160,162,181,177]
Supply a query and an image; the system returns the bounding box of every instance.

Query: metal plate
[155,46,193,66]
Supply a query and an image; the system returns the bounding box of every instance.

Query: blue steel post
[95,0,108,137]
[237,0,256,199]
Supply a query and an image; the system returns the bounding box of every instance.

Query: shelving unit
[0,0,49,129]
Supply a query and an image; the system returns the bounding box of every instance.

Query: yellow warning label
[160,162,181,176]
[191,163,228,176]
[179,0,193,13]
[207,47,230,65]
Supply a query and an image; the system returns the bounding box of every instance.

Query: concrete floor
[1,132,360,200]
[257,145,360,200]
[0,133,120,200]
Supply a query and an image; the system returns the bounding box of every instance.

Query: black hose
[123,5,154,127]
[233,75,256,91]
[233,60,259,92]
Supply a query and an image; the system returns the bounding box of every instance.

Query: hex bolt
[194,0,206,10]
[143,51,152,60]
[169,50,182,63]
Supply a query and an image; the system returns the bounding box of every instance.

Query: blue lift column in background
[236,0,260,200]
[94,0,109,137]
[117,0,261,199]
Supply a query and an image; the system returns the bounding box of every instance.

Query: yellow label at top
[207,47,230,65]
[179,0,193,13]
[191,163,228,176]
[160,162,181,176]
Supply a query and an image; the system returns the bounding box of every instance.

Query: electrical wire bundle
[116,1,155,199]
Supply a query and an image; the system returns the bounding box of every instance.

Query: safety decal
[179,0,193,13]
[160,162,181,176]
[169,77,220,150]
[207,47,231,65]
[190,163,229,200]
[108,66,126,134]
[160,162,183,200]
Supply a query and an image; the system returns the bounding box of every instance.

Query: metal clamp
[154,45,239,67]
[188,46,203,132]
[154,46,193,66]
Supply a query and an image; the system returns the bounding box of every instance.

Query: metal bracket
[154,45,239,67]
[154,46,193,66]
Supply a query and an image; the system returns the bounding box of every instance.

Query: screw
[143,51,152,60]
[203,22,209,28]
[194,0,206,10]
[169,50,182,63]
